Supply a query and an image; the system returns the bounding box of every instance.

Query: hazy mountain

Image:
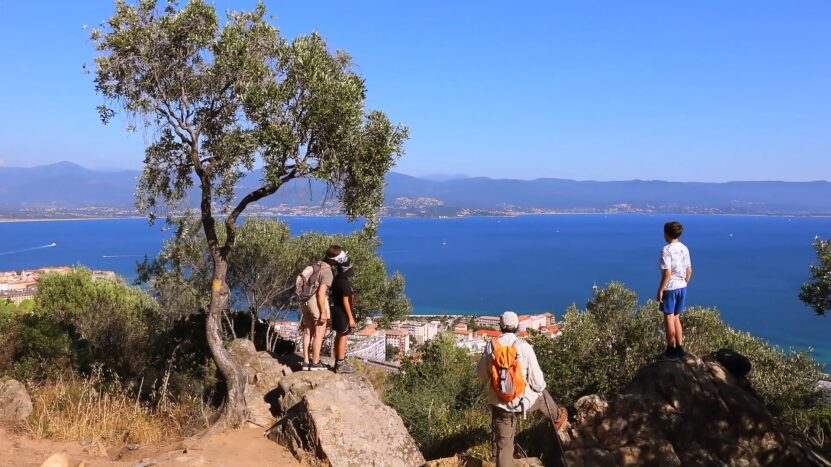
[1,162,830,216]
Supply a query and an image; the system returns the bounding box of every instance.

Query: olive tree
[799,236,831,316]
[92,0,408,428]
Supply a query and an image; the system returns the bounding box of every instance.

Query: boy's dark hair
[664,221,684,239]
[500,325,518,334]
[323,245,343,265]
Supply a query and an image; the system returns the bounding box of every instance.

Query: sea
[1,214,829,368]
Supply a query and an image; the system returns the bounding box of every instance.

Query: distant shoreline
[0,216,147,223]
[1,212,831,223]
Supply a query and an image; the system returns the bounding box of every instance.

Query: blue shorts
[661,287,687,314]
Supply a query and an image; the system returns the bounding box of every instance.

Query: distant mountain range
[1,162,830,217]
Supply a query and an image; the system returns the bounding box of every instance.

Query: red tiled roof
[474,329,501,338]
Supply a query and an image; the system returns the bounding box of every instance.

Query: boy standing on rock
[657,221,693,359]
[331,259,358,373]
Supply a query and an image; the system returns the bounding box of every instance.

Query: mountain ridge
[1,162,830,217]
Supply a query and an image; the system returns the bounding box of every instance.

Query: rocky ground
[0,425,299,467]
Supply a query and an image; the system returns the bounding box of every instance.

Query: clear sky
[0,1,829,182]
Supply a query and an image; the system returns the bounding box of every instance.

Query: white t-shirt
[660,241,691,291]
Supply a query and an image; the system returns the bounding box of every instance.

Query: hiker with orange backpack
[476,311,568,467]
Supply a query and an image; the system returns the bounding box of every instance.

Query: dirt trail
[0,426,299,467]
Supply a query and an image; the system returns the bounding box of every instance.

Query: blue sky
[0,1,828,182]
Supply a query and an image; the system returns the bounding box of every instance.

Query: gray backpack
[295,262,324,304]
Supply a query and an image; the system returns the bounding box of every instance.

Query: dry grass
[23,368,208,445]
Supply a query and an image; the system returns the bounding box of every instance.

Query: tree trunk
[250,309,256,343]
[205,251,247,429]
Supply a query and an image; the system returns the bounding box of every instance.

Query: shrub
[385,334,490,459]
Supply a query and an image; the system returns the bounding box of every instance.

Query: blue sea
[1,215,829,367]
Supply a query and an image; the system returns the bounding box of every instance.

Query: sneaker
[308,361,327,371]
[334,360,357,374]
[658,347,679,361]
[302,361,311,371]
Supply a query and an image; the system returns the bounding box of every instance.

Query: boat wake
[0,242,57,256]
[102,254,143,258]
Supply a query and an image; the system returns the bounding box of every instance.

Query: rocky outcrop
[0,377,33,422]
[266,371,426,467]
[226,338,293,427]
[561,353,829,466]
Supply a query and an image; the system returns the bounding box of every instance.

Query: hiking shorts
[331,307,351,335]
[302,296,329,327]
[661,287,687,314]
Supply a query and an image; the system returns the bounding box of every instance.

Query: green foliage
[0,269,213,398]
[800,236,831,316]
[142,217,411,334]
[385,334,489,459]
[92,0,408,225]
[36,269,164,378]
[0,304,73,381]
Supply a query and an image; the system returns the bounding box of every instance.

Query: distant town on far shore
[2,162,831,220]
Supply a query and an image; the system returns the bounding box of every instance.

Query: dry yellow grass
[23,369,208,445]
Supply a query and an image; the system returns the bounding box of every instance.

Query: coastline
[2,212,831,223]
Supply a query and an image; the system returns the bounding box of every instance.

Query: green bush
[385,334,490,459]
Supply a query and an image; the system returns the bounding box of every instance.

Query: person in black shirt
[331,259,357,373]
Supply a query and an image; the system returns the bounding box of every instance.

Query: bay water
[1,214,829,367]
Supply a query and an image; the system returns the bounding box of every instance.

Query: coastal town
[2,266,561,366]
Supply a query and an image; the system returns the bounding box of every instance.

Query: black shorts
[331,307,350,335]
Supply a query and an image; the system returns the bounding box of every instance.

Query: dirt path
[0,426,300,467]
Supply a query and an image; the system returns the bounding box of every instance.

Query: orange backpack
[489,338,527,402]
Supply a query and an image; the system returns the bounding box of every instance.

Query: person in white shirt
[657,221,693,359]
[476,311,567,466]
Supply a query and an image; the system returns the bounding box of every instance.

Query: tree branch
[222,168,298,253]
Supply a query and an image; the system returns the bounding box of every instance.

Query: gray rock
[0,377,33,422]
[267,371,425,467]
[561,352,829,466]
[226,338,293,427]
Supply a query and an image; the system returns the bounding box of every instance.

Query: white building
[456,337,487,355]
[347,335,386,361]
[385,328,411,354]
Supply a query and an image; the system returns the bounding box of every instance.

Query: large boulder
[0,377,33,422]
[561,353,829,466]
[266,371,426,467]
[226,338,293,427]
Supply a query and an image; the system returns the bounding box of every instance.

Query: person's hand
[656,290,663,302]
[349,318,356,329]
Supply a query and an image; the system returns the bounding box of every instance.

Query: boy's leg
[312,322,326,363]
[334,333,345,360]
[674,288,687,347]
[673,314,684,347]
[663,313,677,347]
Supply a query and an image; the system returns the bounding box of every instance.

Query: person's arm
[316,282,330,324]
[686,265,693,285]
[525,345,546,393]
[342,294,356,329]
[657,248,671,301]
[657,269,670,302]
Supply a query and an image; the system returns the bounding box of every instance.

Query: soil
[0,425,300,467]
